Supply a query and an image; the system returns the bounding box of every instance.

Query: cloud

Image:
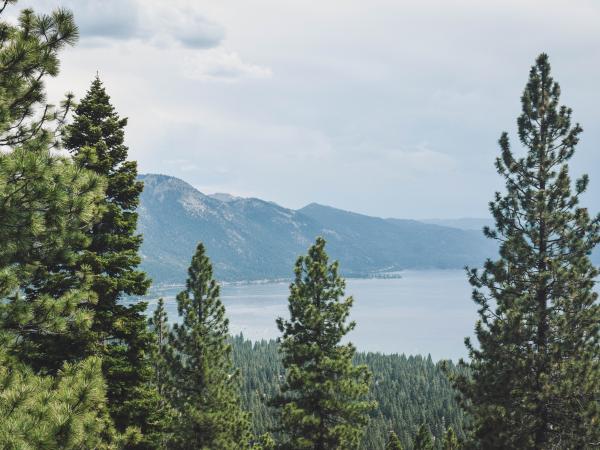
[140,2,224,49]
[23,0,225,48]
[34,0,600,219]
[68,1,139,40]
[182,50,272,82]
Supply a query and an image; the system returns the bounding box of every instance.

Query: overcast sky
[19,0,600,219]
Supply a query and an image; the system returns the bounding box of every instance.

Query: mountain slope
[137,174,497,284]
[418,218,494,231]
[138,174,322,283]
[300,204,497,274]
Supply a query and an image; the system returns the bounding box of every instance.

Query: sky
[18,0,600,219]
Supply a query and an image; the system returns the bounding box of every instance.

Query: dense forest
[0,1,598,449]
[231,335,467,449]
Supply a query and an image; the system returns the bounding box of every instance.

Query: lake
[144,269,477,361]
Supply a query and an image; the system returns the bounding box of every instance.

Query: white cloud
[29,0,600,218]
[134,0,225,49]
[22,0,225,48]
[182,50,272,82]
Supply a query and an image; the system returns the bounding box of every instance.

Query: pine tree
[0,126,116,450]
[149,298,171,402]
[0,3,121,446]
[54,76,161,446]
[148,298,176,447]
[441,427,460,450]
[1,145,109,371]
[0,353,117,449]
[0,1,78,149]
[167,242,251,449]
[413,424,434,450]
[453,53,600,448]
[385,431,403,450]
[275,237,375,449]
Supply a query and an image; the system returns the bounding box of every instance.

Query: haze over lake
[146,269,477,361]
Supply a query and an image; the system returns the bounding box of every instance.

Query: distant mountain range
[419,218,494,231]
[137,174,502,284]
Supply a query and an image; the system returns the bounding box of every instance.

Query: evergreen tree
[0,3,120,446]
[413,424,434,450]
[0,353,117,449]
[148,298,171,402]
[231,335,466,449]
[1,141,108,371]
[275,237,375,449]
[453,53,600,448]
[168,242,251,449]
[441,427,460,450]
[385,431,403,450]
[148,298,176,447]
[49,76,162,446]
[0,1,78,149]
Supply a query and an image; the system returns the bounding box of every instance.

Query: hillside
[301,203,497,275]
[137,174,497,284]
[419,217,494,231]
[137,174,321,283]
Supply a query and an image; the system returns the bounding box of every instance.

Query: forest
[230,335,467,449]
[0,1,598,449]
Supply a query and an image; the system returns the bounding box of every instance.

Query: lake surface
[145,269,477,361]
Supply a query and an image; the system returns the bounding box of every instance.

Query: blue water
[145,269,476,361]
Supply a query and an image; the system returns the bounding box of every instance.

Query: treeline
[0,1,598,449]
[231,335,467,449]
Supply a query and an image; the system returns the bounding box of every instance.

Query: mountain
[302,204,497,274]
[137,174,321,283]
[208,192,240,203]
[419,218,494,231]
[137,174,497,284]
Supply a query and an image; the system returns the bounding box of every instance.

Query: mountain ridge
[136,173,501,284]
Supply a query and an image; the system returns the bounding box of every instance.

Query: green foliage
[453,53,600,448]
[413,424,433,450]
[0,0,92,306]
[147,298,176,447]
[148,298,171,401]
[0,3,122,447]
[386,431,403,450]
[441,427,459,450]
[251,433,276,450]
[358,352,466,448]
[0,143,106,370]
[57,76,162,446]
[275,237,375,449]
[0,353,117,449]
[0,1,78,148]
[167,243,251,449]
[231,337,466,449]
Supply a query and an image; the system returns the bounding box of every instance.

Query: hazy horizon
[18,0,600,219]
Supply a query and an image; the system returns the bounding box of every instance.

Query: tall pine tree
[58,77,162,446]
[147,298,176,447]
[0,145,118,449]
[167,242,251,449]
[148,298,171,404]
[275,237,375,449]
[453,54,600,448]
[0,3,120,446]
